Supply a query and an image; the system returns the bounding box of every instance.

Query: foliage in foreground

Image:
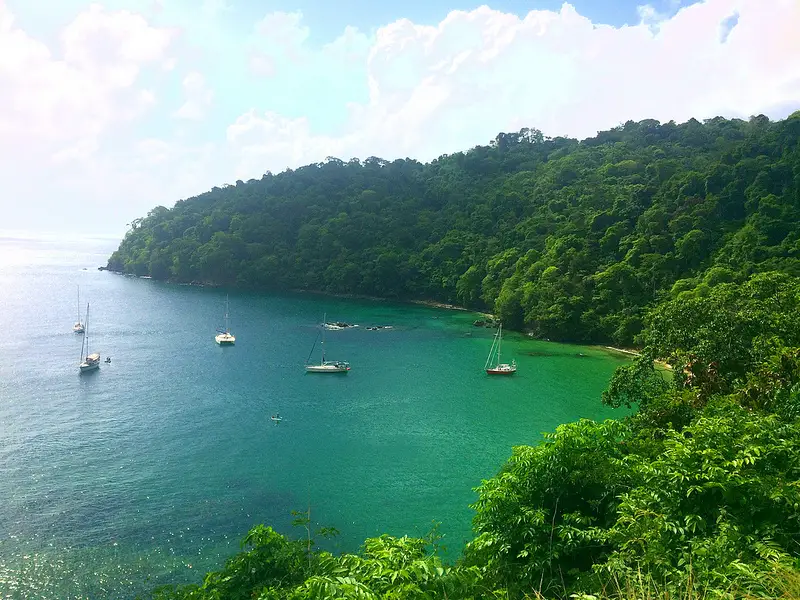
[148,271,800,599]
[468,400,800,599]
[149,528,492,600]
[110,112,800,345]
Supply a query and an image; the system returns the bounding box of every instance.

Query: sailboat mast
[77,285,80,322]
[321,313,326,363]
[485,326,499,370]
[224,295,230,333]
[497,323,502,364]
[81,303,90,360]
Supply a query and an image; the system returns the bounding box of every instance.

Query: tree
[107,114,800,346]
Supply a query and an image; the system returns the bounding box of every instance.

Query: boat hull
[215,333,235,345]
[486,364,516,375]
[80,355,100,373]
[305,364,350,373]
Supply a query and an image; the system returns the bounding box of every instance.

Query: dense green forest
[109,112,800,345]
[148,272,800,600]
[115,112,800,598]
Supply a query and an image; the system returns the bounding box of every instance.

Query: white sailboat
[73,285,85,333]
[215,295,236,345]
[305,313,350,373]
[485,323,516,375]
[79,303,100,373]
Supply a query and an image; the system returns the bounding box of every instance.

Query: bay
[0,233,630,599]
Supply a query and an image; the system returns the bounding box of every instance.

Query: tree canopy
[114,111,800,598]
[109,112,800,345]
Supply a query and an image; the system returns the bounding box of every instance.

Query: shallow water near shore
[0,234,630,598]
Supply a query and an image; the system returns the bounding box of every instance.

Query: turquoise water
[0,234,630,599]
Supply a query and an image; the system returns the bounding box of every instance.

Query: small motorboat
[270,414,282,422]
[323,321,358,330]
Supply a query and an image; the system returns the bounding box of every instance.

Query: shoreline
[291,288,486,315]
[288,288,391,303]
[602,345,641,356]
[409,299,467,311]
[287,288,501,318]
[102,271,650,355]
[103,270,488,316]
[600,345,673,370]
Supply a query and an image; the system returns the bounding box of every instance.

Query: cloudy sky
[1,0,799,236]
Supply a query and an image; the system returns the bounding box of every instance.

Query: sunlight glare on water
[0,233,630,599]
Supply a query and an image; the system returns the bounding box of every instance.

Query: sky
[1,0,799,237]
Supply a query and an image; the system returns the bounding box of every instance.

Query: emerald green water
[0,235,630,598]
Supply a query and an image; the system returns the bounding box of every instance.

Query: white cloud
[61,4,172,80]
[174,71,213,119]
[0,2,173,161]
[0,2,175,232]
[127,139,219,198]
[248,10,311,70]
[201,0,231,20]
[247,13,370,77]
[637,3,670,26]
[228,0,800,180]
[2,0,800,235]
[254,11,309,49]
[226,111,349,180]
[248,51,275,76]
[323,25,371,64]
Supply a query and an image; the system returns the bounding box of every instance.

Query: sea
[0,232,630,599]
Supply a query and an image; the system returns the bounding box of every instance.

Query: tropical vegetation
[123,112,800,598]
[147,273,800,600]
[109,112,800,346]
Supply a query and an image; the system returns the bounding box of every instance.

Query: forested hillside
[122,113,800,598]
[108,112,800,345]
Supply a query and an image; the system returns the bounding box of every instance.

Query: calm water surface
[0,233,630,598]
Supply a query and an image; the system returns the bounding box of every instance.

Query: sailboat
[215,295,236,345]
[73,285,85,333]
[79,303,100,373]
[305,313,350,373]
[485,323,516,375]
